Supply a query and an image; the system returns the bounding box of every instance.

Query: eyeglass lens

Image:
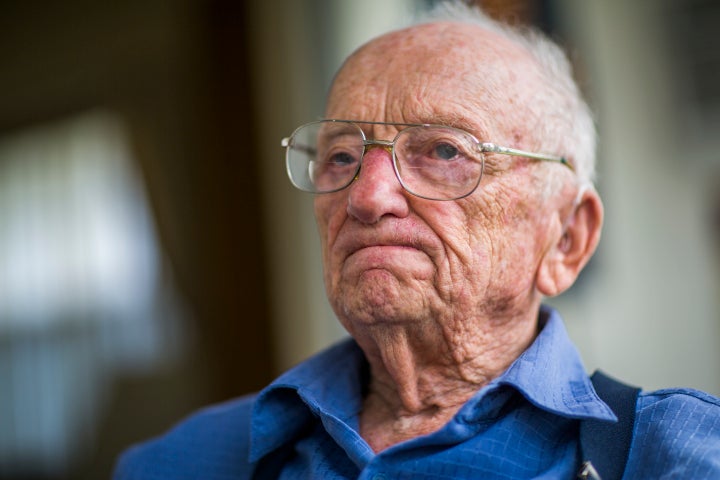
[285,121,484,200]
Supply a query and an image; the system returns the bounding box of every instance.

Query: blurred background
[0,0,718,478]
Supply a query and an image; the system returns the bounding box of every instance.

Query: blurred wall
[0,1,275,478]
[550,0,720,395]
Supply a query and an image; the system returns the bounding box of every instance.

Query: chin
[334,280,421,327]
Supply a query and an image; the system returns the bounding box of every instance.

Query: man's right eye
[328,151,357,166]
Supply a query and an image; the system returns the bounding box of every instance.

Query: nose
[346,146,410,224]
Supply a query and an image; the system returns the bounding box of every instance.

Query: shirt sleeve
[624,388,720,478]
[112,395,257,480]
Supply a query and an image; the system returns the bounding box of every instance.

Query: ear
[536,188,604,297]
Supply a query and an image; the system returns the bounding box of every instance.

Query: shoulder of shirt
[113,393,258,480]
[624,387,720,476]
[637,386,720,417]
[635,386,720,430]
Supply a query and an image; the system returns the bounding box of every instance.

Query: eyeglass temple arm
[481,142,574,171]
[281,137,319,157]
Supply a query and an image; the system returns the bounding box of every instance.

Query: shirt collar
[488,305,616,421]
[249,338,366,461]
[249,305,615,461]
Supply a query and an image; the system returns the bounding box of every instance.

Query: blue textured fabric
[114,306,720,479]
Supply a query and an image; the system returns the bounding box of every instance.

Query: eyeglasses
[281,120,573,201]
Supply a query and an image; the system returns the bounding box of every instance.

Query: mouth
[340,233,430,265]
[346,243,419,260]
[331,218,438,266]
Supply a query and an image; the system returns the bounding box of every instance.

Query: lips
[333,221,433,262]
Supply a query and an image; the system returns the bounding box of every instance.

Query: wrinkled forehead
[326,22,541,134]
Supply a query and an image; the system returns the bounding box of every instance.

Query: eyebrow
[421,114,491,141]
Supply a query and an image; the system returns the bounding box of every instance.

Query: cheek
[495,202,555,284]
[314,193,339,228]
[422,201,490,282]
[314,194,347,262]
[463,186,548,273]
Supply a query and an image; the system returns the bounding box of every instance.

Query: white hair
[415,1,597,189]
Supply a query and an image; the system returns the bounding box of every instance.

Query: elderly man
[115,2,719,479]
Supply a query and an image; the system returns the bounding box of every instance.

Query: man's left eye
[434,143,459,160]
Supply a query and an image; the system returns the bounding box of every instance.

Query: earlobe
[536,188,604,297]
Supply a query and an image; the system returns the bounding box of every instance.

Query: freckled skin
[313,22,588,452]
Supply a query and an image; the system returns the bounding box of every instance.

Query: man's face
[315,23,576,338]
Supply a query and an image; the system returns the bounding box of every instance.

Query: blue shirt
[114,307,720,479]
